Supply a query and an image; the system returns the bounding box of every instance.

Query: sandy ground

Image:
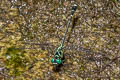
[0,0,120,80]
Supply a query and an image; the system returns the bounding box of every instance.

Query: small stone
[40,58,44,61]
[62,15,66,20]
[11,36,15,39]
[0,67,4,71]
[6,55,11,59]
[73,62,78,65]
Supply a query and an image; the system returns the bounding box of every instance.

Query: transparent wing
[20,42,109,60]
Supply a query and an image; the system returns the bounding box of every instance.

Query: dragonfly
[14,4,108,71]
[50,4,78,70]
[16,4,78,71]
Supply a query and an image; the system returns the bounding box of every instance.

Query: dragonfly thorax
[54,51,63,58]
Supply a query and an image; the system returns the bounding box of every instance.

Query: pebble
[0,67,4,71]
[11,36,15,39]
[40,58,44,61]
[73,61,78,65]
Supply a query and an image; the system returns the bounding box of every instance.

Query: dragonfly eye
[51,58,62,64]
[56,59,62,64]
[51,58,55,63]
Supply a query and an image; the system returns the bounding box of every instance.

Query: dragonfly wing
[64,44,92,54]
[64,44,110,62]
[16,42,55,50]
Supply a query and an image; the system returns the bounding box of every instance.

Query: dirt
[0,0,120,80]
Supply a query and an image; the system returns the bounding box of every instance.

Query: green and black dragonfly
[12,4,106,70]
[17,4,78,70]
[50,4,77,69]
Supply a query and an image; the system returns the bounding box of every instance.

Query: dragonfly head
[51,58,62,65]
